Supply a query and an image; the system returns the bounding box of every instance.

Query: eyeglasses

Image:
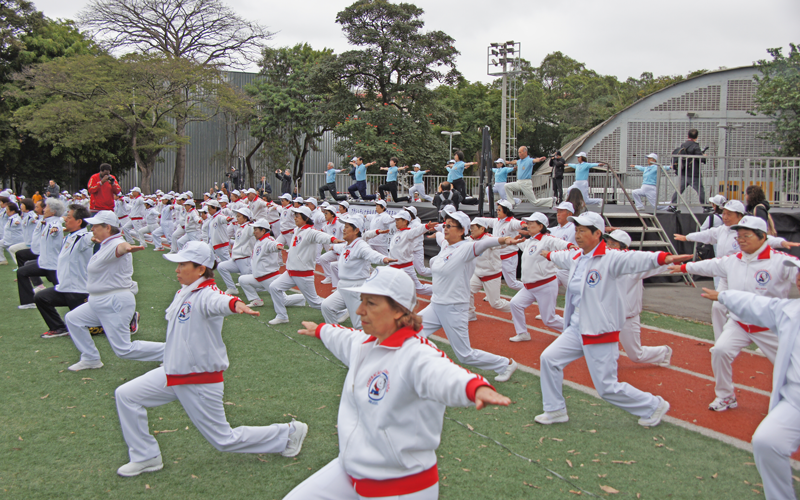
[734,233,759,241]
[443,224,455,229]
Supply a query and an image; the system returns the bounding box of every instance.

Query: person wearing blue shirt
[487,158,516,202]
[564,152,607,206]
[346,157,377,201]
[630,153,671,210]
[319,162,346,202]
[503,146,552,207]
[445,151,477,199]
[408,164,433,202]
[378,157,410,202]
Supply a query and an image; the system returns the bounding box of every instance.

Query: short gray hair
[45,198,66,217]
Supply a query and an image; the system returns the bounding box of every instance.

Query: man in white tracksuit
[64,211,165,371]
[536,212,691,426]
[704,263,800,500]
[237,219,305,309]
[670,216,799,412]
[114,241,307,477]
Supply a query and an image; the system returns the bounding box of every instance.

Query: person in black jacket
[228,167,240,191]
[275,169,293,195]
[549,151,566,203]
[669,129,707,211]
[257,176,272,196]
[433,181,462,214]
[745,185,773,229]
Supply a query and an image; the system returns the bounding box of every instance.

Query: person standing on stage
[488,158,515,202]
[347,157,377,201]
[503,146,551,207]
[630,153,671,210]
[564,152,606,206]
[378,157,410,202]
[408,164,433,202]
[319,162,346,201]
[64,211,164,371]
[550,151,566,204]
[445,151,476,200]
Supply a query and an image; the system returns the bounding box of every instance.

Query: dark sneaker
[41,329,69,339]
[130,311,140,334]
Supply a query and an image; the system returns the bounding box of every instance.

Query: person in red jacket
[87,163,122,211]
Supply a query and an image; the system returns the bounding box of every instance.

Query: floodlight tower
[487,41,521,162]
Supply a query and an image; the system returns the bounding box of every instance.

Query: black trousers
[671,176,706,204]
[552,178,563,203]
[319,182,346,201]
[34,288,88,332]
[452,178,467,199]
[15,249,43,287]
[18,262,58,305]
[378,181,409,203]
[347,180,376,200]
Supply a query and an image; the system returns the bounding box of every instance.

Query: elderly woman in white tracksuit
[473,199,524,291]
[318,205,344,286]
[670,216,799,413]
[419,211,523,382]
[288,266,510,500]
[152,195,173,251]
[64,211,165,371]
[603,230,672,366]
[113,241,308,478]
[275,193,296,247]
[218,207,255,295]
[176,199,201,249]
[139,199,159,248]
[268,206,341,325]
[404,206,431,278]
[467,218,511,321]
[508,212,575,342]
[321,215,396,329]
[535,211,691,427]
[237,219,306,309]
[366,200,394,256]
[365,211,432,296]
[206,200,231,262]
[702,264,800,500]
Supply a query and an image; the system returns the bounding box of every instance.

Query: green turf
[0,250,784,499]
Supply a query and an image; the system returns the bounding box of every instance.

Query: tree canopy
[753,43,800,156]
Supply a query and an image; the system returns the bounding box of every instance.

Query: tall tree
[322,0,458,171]
[753,44,800,156]
[78,0,273,191]
[248,43,338,192]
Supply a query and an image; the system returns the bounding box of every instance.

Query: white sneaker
[482,297,488,302]
[658,346,673,367]
[639,396,670,427]
[337,311,350,324]
[68,359,104,372]
[225,288,239,296]
[535,314,542,320]
[534,408,569,425]
[281,419,308,457]
[18,304,37,310]
[117,455,163,477]
[321,277,332,284]
[34,284,47,293]
[494,359,517,382]
[247,299,264,307]
[708,396,737,412]
[509,332,531,342]
[269,317,289,325]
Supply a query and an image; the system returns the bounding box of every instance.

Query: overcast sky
[32,0,799,83]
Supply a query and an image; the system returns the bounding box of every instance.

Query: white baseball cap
[197,206,209,213]
[447,159,455,164]
[523,212,550,227]
[305,197,318,207]
[293,197,304,204]
[252,219,272,230]
[163,240,216,268]
[375,200,387,208]
[404,206,417,217]
[320,201,330,208]
[412,163,421,169]
[184,199,196,207]
[556,201,575,213]
[709,194,727,207]
[205,199,221,209]
[568,211,606,234]
[131,187,142,193]
[218,195,229,203]
[445,211,471,235]
[494,158,506,165]
[338,200,350,210]
[279,193,293,201]
[344,266,417,312]
[144,199,155,206]
[351,156,359,162]
[471,217,490,228]
[232,190,241,196]
[731,215,768,233]
[246,188,257,195]
[85,210,120,228]
[646,153,659,161]
[234,207,252,219]
[393,211,412,222]
[322,204,338,214]
[291,206,313,219]
[185,191,193,198]
[577,151,588,158]
[342,214,365,233]
[441,204,456,215]
[497,199,514,211]
[605,229,632,248]
[724,200,746,214]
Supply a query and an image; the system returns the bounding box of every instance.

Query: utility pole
[488,41,521,162]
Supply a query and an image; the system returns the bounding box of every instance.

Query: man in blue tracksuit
[319,162,346,201]
[347,157,377,201]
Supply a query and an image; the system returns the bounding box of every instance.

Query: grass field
[0,250,775,499]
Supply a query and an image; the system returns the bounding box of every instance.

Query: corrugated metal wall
[116,71,343,194]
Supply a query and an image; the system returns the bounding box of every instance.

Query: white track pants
[131,220,148,247]
[218,258,252,290]
[318,251,339,280]
[115,367,290,463]
[169,227,185,253]
[239,273,305,306]
[322,279,364,329]
[510,279,563,334]
[270,221,280,239]
[500,253,523,291]
[121,219,137,244]
[396,265,432,296]
[65,292,164,363]
[565,179,603,206]
[420,303,509,374]
[710,319,778,400]
[632,184,657,209]
[177,230,199,250]
[487,182,507,201]
[752,400,800,500]
[504,179,553,207]
[619,315,670,364]
[469,275,510,317]
[413,247,430,277]
[408,183,434,203]
[540,325,659,416]
[269,272,323,320]
[141,223,159,246]
[213,244,231,263]
[284,457,438,500]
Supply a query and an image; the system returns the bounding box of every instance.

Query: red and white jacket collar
[363,326,422,349]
